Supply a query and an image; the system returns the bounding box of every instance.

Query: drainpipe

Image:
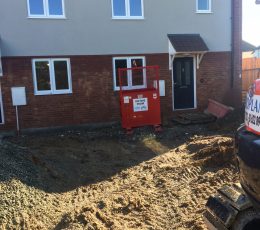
[231,0,242,90]
[230,0,235,89]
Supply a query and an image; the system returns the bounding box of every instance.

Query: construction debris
[172,113,216,125]
[205,99,234,119]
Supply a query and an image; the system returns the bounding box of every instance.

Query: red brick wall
[0,56,121,131]
[196,52,232,109]
[0,52,239,131]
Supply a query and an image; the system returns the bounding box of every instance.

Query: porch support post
[169,54,176,70]
[196,52,206,69]
[168,41,176,70]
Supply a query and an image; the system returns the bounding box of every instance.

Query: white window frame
[196,0,212,13]
[27,0,66,19]
[0,83,4,125]
[32,58,72,95]
[111,0,144,19]
[113,56,146,91]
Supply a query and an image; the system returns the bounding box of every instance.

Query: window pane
[115,59,127,87]
[113,0,126,16]
[54,61,69,90]
[130,0,142,16]
[29,0,44,15]
[198,0,209,10]
[131,58,144,86]
[48,0,63,15]
[185,61,191,85]
[35,61,51,91]
[176,62,182,86]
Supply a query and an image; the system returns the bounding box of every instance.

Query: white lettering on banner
[245,93,260,132]
[133,98,148,112]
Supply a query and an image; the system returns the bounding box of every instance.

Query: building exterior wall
[0,0,242,131]
[0,52,233,131]
[254,49,260,58]
[0,0,231,57]
[243,52,254,59]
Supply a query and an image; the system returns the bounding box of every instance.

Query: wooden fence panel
[242,58,260,103]
[242,68,260,90]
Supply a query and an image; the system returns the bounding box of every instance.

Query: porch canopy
[0,37,3,76]
[168,34,209,70]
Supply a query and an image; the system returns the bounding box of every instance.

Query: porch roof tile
[168,34,209,53]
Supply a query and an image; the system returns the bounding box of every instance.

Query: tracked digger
[204,79,260,230]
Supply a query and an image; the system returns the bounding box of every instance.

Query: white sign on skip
[133,98,148,112]
[245,93,260,133]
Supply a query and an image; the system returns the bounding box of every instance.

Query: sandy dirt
[0,116,242,230]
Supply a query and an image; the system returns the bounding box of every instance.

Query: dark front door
[173,57,194,110]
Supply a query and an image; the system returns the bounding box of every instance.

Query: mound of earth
[0,126,239,230]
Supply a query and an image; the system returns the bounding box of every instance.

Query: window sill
[112,16,145,20]
[34,91,72,96]
[27,16,67,19]
[196,11,212,14]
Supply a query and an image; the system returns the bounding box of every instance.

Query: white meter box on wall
[11,87,27,106]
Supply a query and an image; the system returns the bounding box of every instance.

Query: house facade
[0,0,242,131]
[254,47,260,58]
[242,41,256,59]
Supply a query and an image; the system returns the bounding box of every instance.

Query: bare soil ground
[0,112,243,230]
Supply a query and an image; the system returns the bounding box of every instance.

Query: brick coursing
[0,51,241,131]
